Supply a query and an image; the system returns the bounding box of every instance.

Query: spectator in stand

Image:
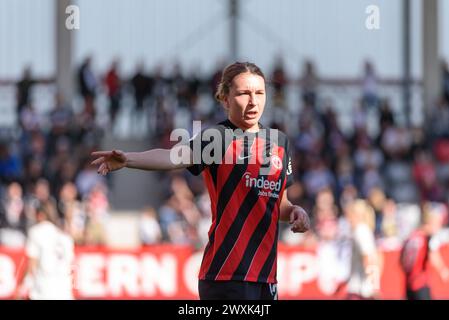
[361,61,379,110]
[157,190,193,245]
[321,103,347,163]
[352,100,368,133]
[353,131,384,196]
[428,96,449,141]
[51,159,78,203]
[400,202,449,300]
[196,189,212,247]
[186,67,203,113]
[47,137,73,196]
[360,165,384,200]
[286,181,310,217]
[21,128,46,163]
[343,199,381,299]
[77,56,97,121]
[58,182,86,245]
[75,158,106,199]
[0,182,28,247]
[336,185,359,239]
[209,60,227,102]
[412,149,445,202]
[207,61,229,124]
[0,60,107,252]
[335,156,355,198]
[380,124,412,161]
[156,177,197,245]
[271,56,288,107]
[0,142,22,183]
[377,199,401,249]
[170,175,200,225]
[270,56,289,127]
[158,194,183,242]
[131,62,150,112]
[378,98,395,132]
[410,126,427,155]
[104,60,122,129]
[300,60,318,106]
[170,62,190,109]
[84,182,109,246]
[295,105,323,155]
[47,93,74,156]
[16,66,35,127]
[302,157,335,200]
[19,103,41,133]
[313,188,338,219]
[166,220,190,245]
[315,212,348,296]
[366,187,387,237]
[27,179,59,223]
[22,156,44,196]
[131,62,153,135]
[313,189,340,243]
[139,206,162,245]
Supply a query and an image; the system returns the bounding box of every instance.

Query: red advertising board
[1,244,448,299]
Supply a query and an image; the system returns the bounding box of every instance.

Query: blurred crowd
[1,57,449,253]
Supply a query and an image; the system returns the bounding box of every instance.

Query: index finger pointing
[91,151,113,157]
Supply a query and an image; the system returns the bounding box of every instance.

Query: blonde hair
[215,62,265,102]
[347,199,376,232]
[422,201,448,225]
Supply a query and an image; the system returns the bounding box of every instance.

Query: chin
[242,118,259,128]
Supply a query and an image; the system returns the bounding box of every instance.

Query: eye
[256,91,265,95]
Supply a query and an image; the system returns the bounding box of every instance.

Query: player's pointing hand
[91,150,127,175]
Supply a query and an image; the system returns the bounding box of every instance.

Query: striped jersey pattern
[400,230,430,290]
[187,120,293,283]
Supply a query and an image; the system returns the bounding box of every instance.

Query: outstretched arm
[91,144,193,175]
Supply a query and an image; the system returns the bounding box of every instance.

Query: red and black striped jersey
[187,119,294,284]
[400,230,430,290]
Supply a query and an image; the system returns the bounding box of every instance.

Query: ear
[222,96,230,111]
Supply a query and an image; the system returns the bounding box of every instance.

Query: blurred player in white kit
[15,204,75,300]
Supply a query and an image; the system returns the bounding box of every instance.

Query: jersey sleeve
[186,126,225,176]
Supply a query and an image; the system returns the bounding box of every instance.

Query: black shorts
[406,286,432,300]
[198,280,278,300]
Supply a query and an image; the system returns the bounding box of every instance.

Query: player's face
[224,72,266,132]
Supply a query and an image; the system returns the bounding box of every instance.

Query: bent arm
[279,191,295,222]
[279,190,310,232]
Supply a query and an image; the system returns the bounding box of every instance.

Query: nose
[249,92,257,106]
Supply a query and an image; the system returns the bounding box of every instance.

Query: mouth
[244,110,258,119]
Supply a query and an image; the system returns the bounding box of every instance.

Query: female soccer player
[91,62,310,300]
